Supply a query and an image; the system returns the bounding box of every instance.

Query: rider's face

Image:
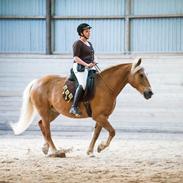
[81,29,91,39]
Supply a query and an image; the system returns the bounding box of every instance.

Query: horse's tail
[10,79,38,135]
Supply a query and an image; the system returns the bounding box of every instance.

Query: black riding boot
[69,85,84,116]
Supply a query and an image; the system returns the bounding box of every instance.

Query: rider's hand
[93,61,97,65]
[87,63,94,68]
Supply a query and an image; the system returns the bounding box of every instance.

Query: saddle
[63,69,97,116]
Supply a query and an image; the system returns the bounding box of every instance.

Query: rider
[69,23,96,117]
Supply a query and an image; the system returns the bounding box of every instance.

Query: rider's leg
[69,85,84,116]
[69,63,88,116]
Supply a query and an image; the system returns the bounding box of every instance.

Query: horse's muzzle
[143,90,153,99]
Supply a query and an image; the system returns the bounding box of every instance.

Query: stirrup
[69,106,82,117]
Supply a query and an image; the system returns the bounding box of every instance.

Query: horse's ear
[131,57,142,74]
[135,58,141,68]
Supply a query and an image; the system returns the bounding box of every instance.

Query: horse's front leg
[94,115,116,153]
[87,123,102,156]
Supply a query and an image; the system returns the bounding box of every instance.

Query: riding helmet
[77,23,92,36]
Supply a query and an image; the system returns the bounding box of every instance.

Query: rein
[94,64,116,96]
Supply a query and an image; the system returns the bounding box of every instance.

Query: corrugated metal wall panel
[54,0,125,53]
[132,0,183,15]
[130,18,183,53]
[55,0,125,16]
[0,0,182,54]
[91,20,124,53]
[0,0,45,16]
[54,19,124,53]
[0,20,46,53]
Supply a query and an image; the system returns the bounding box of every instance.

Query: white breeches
[73,63,96,90]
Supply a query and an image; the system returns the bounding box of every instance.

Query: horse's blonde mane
[100,63,130,75]
[98,58,143,76]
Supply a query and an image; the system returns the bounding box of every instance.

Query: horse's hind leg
[39,120,49,155]
[41,118,57,154]
[87,123,102,156]
[38,111,59,154]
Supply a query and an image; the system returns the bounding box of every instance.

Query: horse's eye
[139,73,144,78]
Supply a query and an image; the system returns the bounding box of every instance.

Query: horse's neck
[101,64,131,97]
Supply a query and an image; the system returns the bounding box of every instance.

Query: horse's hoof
[97,142,106,153]
[87,149,92,155]
[48,150,66,158]
[42,144,49,155]
[87,151,95,157]
[97,146,102,153]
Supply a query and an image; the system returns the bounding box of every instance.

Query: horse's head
[128,58,153,99]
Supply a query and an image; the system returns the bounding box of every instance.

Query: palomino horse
[11,58,153,157]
